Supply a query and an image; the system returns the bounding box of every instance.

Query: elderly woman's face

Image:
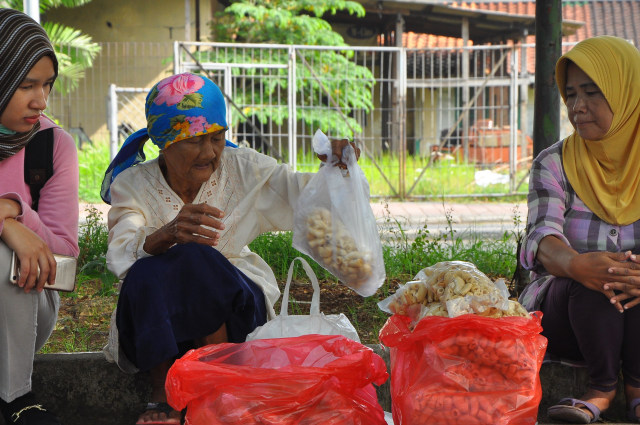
[565,62,613,141]
[162,129,226,187]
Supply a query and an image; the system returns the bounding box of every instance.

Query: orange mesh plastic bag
[379,313,547,425]
[165,334,389,425]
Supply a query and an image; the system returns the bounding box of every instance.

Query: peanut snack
[381,261,529,324]
[305,207,373,289]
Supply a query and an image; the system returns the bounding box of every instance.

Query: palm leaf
[42,22,101,94]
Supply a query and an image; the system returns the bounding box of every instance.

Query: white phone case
[10,251,77,292]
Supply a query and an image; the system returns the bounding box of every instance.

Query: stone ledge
[0,348,631,425]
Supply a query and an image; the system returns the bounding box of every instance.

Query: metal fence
[49,40,556,199]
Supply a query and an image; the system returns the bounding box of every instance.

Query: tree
[1,0,101,94]
[207,0,374,139]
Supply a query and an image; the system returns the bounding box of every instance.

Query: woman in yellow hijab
[519,35,640,423]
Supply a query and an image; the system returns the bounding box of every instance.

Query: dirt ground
[48,277,402,353]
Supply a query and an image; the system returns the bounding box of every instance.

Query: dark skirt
[116,243,267,372]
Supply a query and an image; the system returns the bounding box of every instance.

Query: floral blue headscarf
[101,73,236,204]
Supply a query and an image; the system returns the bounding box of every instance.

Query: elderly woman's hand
[316,138,361,170]
[604,252,640,310]
[143,203,225,255]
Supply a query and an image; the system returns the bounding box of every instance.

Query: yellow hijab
[558,36,640,225]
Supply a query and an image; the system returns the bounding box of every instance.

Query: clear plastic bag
[293,130,385,297]
[378,261,525,326]
[166,334,389,425]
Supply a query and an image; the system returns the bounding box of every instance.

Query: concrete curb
[0,349,630,425]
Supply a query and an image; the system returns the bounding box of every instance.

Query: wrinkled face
[0,56,55,132]
[564,62,613,141]
[162,129,226,188]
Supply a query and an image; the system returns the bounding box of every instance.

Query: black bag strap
[24,128,54,212]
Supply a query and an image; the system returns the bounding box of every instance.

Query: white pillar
[23,0,40,23]
[108,84,119,160]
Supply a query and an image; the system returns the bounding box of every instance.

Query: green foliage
[78,140,159,203]
[75,207,118,296]
[1,0,101,94]
[77,141,527,203]
[379,203,517,281]
[43,22,101,93]
[205,0,373,137]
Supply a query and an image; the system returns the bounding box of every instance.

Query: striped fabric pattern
[0,8,58,161]
[519,140,640,311]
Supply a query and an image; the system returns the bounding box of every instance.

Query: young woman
[0,8,79,425]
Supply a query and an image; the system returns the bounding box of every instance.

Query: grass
[40,204,524,353]
[78,141,527,203]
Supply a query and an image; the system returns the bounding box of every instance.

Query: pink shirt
[0,115,79,256]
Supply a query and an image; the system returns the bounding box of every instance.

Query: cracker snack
[305,207,373,288]
[379,261,528,326]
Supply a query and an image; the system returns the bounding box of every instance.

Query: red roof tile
[401,1,640,74]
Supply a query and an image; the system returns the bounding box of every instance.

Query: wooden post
[533,0,562,158]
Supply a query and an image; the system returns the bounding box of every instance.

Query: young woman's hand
[144,203,225,255]
[0,198,21,220]
[1,218,56,293]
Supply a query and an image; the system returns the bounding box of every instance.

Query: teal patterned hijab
[101,73,235,204]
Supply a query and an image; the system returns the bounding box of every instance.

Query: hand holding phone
[10,251,77,292]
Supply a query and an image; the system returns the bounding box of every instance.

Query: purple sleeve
[520,143,571,271]
[17,127,79,257]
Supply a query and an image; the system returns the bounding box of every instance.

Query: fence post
[108,84,119,161]
[288,46,297,170]
[509,45,518,192]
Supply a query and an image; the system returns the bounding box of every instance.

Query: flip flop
[135,402,181,425]
[547,397,601,424]
[628,398,640,423]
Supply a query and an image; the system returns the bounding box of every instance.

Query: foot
[547,389,614,423]
[625,384,640,422]
[135,402,181,425]
[0,392,62,425]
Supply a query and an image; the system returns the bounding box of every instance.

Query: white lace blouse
[104,147,312,371]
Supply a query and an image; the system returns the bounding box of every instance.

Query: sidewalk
[80,199,527,230]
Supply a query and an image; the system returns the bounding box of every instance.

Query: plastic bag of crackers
[378,261,529,326]
[292,130,385,297]
[378,261,546,425]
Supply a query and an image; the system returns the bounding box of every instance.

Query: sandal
[135,402,181,425]
[628,398,640,423]
[547,397,601,424]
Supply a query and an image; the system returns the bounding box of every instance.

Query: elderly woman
[519,36,640,424]
[101,72,357,424]
[0,8,79,425]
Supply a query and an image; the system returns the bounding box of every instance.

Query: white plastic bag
[292,130,385,297]
[245,257,360,343]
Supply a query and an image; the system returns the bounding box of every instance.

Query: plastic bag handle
[281,257,320,316]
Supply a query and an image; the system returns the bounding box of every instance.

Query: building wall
[44,0,220,142]
[44,0,216,43]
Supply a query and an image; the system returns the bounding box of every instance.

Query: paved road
[79,199,528,239]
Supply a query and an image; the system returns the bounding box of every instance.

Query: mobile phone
[9,250,19,284]
[9,251,77,292]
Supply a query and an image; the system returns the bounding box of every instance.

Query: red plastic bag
[379,313,547,425]
[165,334,389,425]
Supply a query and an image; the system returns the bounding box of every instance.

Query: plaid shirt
[519,140,640,310]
